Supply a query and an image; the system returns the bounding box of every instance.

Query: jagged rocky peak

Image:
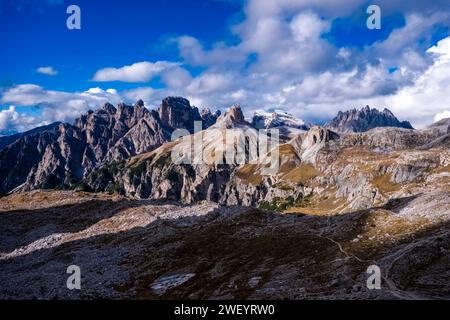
[158,96,202,132]
[301,126,339,149]
[227,104,245,123]
[427,117,450,135]
[200,107,221,128]
[76,101,147,130]
[0,99,173,195]
[0,121,62,151]
[135,99,145,107]
[252,109,309,130]
[325,105,414,133]
[213,104,248,129]
[102,102,117,114]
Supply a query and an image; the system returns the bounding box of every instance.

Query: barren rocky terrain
[0,189,448,300]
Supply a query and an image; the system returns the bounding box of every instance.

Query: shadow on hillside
[0,196,216,253]
[380,194,421,212]
[0,198,163,252]
[1,194,448,300]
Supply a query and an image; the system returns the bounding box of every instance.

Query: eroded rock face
[213,104,249,129]
[0,130,58,194]
[158,97,202,133]
[340,127,439,150]
[325,106,414,133]
[200,108,221,129]
[301,126,339,149]
[2,102,449,215]
[25,123,86,190]
[251,110,309,130]
[104,110,171,163]
[0,100,181,194]
[85,116,448,214]
[0,122,61,152]
[426,117,450,136]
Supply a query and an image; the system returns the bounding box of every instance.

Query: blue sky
[0,0,241,91]
[1,0,450,134]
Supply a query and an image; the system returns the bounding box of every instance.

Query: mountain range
[1,97,449,300]
[324,105,414,133]
[0,98,448,204]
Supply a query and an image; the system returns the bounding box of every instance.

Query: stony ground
[0,190,449,300]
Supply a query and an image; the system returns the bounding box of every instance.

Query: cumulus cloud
[0,106,18,131]
[163,0,450,127]
[176,36,245,68]
[434,110,450,122]
[291,36,450,128]
[380,36,450,127]
[0,85,124,133]
[36,66,58,76]
[0,105,45,135]
[92,61,180,82]
[3,0,450,133]
[2,84,121,111]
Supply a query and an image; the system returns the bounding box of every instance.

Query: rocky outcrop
[200,108,221,129]
[0,99,182,195]
[325,106,414,133]
[213,104,249,129]
[84,109,449,213]
[425,117,450,136]
[340,127,439,150]
[85,118,251,203]
[222,125,447,210]
[0,130,58,194]
[252,110,309,130]
[86,104,262,204]
[300,126,339,149]
[158,97,203,133]
[2,101,448,215]
[0,122,61,151]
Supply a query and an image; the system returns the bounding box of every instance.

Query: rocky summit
[252,109,309,130]
[325,105,414,133]
[0,121,61,151]
[0,97,449,300]
[0,97,222,195]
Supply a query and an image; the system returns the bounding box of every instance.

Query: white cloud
[186,72,234,94]
[0,106,18,131]
[434,110,450,122]
[289,36,450,128]
[3,0,450,134]
[37,66,58,76]
[164,0,450,128]
[0,105,44,134]
[122,87,166,107]
[160,65,192,89]
[290,12,330,43]
[1,85,122,111]
[0,85,124,132]
[176,36,245,68]
[382,36,450,127]
[92,61,180,82]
